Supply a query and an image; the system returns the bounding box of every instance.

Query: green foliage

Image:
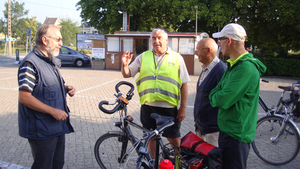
[60,18,79,46]
[76,0,300,55]
[238,0,300,55]
[256,56,300,77]
[3,0,29,37]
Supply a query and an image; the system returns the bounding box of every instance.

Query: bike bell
[159,159,174,169]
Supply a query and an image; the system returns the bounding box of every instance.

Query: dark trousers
[219,131,250,169]
[28,135,65,169]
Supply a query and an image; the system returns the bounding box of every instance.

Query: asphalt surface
[0,55,300,169]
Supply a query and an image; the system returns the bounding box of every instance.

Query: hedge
[257,57,300,77]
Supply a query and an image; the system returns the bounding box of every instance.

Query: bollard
[14,49,20,64]
[16,49,19,61]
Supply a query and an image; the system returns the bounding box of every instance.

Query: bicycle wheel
[251,115,300,165]
[94,133,140,169]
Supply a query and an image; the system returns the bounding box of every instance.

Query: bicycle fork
[270,115,293,143]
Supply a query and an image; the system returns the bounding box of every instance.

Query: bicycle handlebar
[98,81,135,114]
[115,81,135,96]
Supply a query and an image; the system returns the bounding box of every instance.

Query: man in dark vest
[193,38,226,147]
[18,24,75,169]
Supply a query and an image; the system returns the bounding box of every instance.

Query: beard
[45,45,60,57]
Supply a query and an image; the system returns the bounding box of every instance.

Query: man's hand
[122,51,133,66]
[177,106,186,122]
[121,51,133,78]
[66,85,76,97]
[50,108,68,121]
[19,90,69,121]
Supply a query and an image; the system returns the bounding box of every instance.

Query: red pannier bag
[180,131,222,169]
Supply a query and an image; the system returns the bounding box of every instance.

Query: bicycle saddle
[150,113,174,126]
[278,86,293,91]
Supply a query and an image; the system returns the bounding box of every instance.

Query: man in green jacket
[209,23,266,169]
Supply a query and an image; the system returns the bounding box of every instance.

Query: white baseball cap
[212,23,247,42]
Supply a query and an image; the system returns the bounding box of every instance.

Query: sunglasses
[46,36,62,42]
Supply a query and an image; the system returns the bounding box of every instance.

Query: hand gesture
[122,51,133,66]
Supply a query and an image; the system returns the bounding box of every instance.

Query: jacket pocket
[35,112,63,138]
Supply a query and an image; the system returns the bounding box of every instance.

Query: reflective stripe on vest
[136,50,182,106]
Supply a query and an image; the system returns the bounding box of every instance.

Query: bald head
[195,38,218,67]
[199,38,218,54]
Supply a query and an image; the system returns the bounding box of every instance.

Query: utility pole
[7,0,12,56]
[194,5,198,41]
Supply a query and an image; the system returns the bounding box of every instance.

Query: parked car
[57,46,91,67]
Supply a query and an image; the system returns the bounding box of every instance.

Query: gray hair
[151,28,168,39]
[35,24,60,46]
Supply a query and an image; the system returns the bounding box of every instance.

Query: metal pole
[194,5,198,41]
[196,9,198,37]
[8,0,12,56]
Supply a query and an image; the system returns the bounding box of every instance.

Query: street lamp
[194,5,198,39]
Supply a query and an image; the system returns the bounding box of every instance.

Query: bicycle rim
[94,133,141,169]
[251,116,300,165]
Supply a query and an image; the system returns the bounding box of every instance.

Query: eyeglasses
[218,37,228,44]
[219,37,228,41]
[217,37,228,45]
[195,48,208,53]
[46,36,62,42]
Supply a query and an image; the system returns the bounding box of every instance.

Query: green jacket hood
[233,53,267,76]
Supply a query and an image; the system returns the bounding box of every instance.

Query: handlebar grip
[115,81,135,96]
[98,101,121,114]
[261,79,269,83]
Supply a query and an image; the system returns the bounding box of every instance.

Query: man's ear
[207,47,212,54]
[42,36,48,46]
[227,38,233,46]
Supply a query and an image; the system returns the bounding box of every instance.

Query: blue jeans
[28,135,65,169]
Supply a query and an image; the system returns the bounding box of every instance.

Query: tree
[76,0,202,33]
[76,0,241,34]
[76,0,300,54]
[3,0,29,37]
[23,16,38,42]
[60,18,79,46]
[238,0,300,55]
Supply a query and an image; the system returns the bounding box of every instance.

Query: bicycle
[94,81,183,169]
[251,80,300,165]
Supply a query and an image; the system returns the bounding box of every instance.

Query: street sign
[27,28,31,36]
[7,38,16,41]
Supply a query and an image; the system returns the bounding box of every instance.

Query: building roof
[43,17,61,26]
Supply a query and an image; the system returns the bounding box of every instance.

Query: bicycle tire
[251,115,300,165]
[94,133,140,169]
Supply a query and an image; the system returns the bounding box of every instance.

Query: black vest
[18,46,74,140]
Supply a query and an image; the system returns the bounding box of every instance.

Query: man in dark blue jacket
[18,24,75,169]
[193,38,226,147]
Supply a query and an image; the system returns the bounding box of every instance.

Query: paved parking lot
[0,56,299,169]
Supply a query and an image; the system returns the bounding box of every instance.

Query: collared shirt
[198,56,220,86]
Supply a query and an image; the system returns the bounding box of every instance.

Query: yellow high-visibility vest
[136,50,182,106]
